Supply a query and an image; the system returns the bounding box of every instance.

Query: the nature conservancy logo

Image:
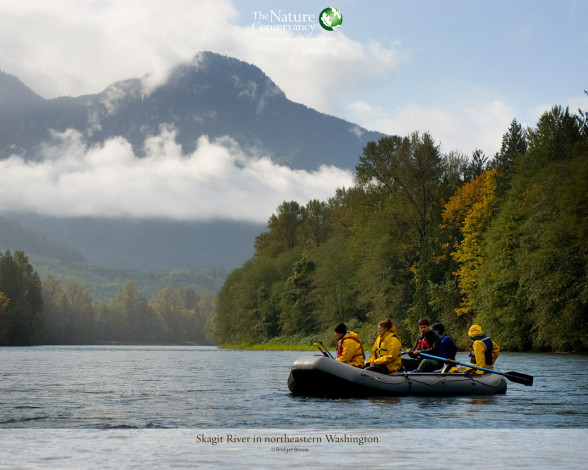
[252,10,317,32]
[251,7,342,33]
[319,7,343,31]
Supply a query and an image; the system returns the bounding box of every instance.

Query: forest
[1,104,586,350]
[211,104,588,353]
[0,250,215,345]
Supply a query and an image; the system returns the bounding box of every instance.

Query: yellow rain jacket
[367,329,402,373]
[336,331,365,367]
[468,325,500,375]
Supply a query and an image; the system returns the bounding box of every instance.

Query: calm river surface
[1,346,587,469]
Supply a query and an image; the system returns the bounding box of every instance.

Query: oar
[315,341,334,359]
[314,342,330,357]
[418,352,533,386]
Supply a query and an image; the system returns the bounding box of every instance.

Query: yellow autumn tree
[442,169,497,316]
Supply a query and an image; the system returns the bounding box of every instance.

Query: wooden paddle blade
[504,371,534,386]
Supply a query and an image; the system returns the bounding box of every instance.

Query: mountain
[0,52,385,272]
[0,216,227,301]
[0,51,383,169]
[0,216,85,263]
[6,213,262,270]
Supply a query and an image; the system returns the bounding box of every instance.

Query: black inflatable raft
[288,355,507,398]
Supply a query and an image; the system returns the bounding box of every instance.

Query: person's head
[431,322,445,337]
[468,324,483,339]
[334,322,347,340]
[377,318,395,336]
[418,318,430,335]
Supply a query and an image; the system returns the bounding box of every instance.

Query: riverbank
[218,342,316,351]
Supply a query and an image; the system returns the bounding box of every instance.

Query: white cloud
[0,0,399,118]
[463,100,516,154]
[0,128,353,222]
[1,1,585,163]
[347,92,588,158]
[0,0,239,98]
[528,93,588,128]
[567,93,588,114]
[0,1,391,224]
[236,34,400,116]
[346,98,515,157]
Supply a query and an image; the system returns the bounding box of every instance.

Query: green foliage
[42,276,95,344]
[299,199,333,248]
[526,105,584,162]
[349,194,415,337]
[255,201,306,257]
[465,149,489,181]
[5,104,586,352]
[29,255,225,302]
[212,105,588,353]
[0,251,43,345]
[211,250,302,344]
[474,151,588,351]
[280,255,317,336]
[491,119,527,180]
[356,132,443,242]
[36,275,216,345]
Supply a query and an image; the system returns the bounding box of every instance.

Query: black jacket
[412,330,441,356]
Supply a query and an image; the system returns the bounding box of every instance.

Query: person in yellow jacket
[334,322,365,367]
[468,324,500,375]
[365,318,402,374]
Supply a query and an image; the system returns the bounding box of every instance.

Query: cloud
[0,0,239,98]
[528,93,588,126]
[234,34,400,116]
[0,1,389,223]
[347,92,588,158]
[346,98,515,157]
[0,1,399,118]
[0,127,354,222]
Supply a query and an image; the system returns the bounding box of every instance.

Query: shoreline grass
[218,342,318,351]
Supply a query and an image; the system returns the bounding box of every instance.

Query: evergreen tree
[280,256,317,336]
[464,149,488,181]
[526,105,584,162]
[492,119,527,173]
[211,104,588,352]
[0,251,43,345]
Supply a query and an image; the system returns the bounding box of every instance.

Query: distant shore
[218,342,318,351]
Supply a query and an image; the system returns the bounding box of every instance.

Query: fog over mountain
[1,51,381,168]
[0,51,384,270]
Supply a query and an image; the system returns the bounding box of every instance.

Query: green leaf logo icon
[319,7,342,31]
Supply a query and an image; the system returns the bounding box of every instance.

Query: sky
[0,0,586,223]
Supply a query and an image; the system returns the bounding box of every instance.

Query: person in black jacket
[403,318,442,372]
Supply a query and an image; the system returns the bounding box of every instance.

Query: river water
[0,346,587,468]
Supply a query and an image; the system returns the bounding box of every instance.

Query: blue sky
[229,0,588,156]
[0,0,586,221]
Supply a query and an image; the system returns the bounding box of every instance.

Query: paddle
[314,342,334,359]
[418,352,533,386]
[314,342,329,357]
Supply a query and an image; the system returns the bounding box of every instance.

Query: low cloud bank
[0,127,354,223]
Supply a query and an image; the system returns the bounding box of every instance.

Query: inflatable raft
[287,355,507,397]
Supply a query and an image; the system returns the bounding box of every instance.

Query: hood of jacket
[468,324,484,338]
